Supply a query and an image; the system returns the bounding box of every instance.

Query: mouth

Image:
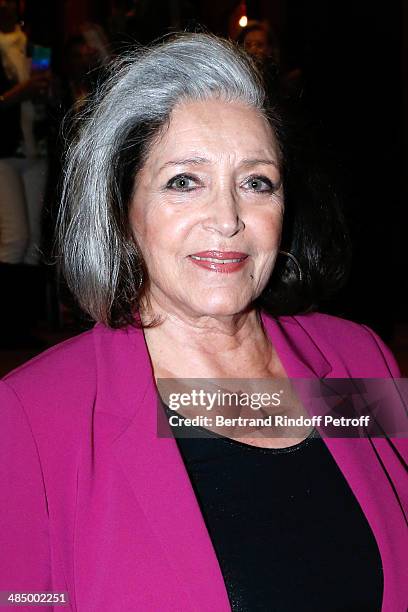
[188,251,249,273]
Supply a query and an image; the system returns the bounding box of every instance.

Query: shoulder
[0,323,146,497]
[292,311,371,336]
[289,312,408,463]
[0,329,97,440]
[1,322,134,388]
[283,311,401,377]
[0,324,128,425]
[2,327,96,392]
[0,322,146,431]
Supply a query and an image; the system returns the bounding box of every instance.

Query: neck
[141,299,275,379]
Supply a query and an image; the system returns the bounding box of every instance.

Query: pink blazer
[1,311,407,611]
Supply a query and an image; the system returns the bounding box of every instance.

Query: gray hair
[58,32,279,327]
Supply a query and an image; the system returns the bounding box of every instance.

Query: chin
[191,295,251,318]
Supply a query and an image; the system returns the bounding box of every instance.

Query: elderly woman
[0,33,407,612]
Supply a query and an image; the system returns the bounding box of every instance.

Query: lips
[188,250,249,273]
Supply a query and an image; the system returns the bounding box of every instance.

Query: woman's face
[129,98,284,320]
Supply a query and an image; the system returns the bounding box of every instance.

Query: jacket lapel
[260,313,332,378]
[110,326,231,611]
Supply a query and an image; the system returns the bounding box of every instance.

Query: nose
[202,187,245,238]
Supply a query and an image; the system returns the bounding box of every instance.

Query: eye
[166,174,198,191]
[242,175,276,193]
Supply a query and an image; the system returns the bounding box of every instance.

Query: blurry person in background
[0,0,51,349]
[61,30,108,113]
[0,0,50,265]
[238,21,280,91]
[40,26,110,331]
[238,21,302,104]
[239,20,280,67]
[44,27,109,250]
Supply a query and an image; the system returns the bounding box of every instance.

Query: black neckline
[163,403,321,454]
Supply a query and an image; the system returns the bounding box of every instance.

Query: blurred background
[0,0,407,375]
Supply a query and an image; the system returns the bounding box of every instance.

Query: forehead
[146,98,279,166]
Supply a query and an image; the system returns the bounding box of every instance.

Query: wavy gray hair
[58,32,280,327]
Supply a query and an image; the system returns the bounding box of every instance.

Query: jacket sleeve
[0,380,53,609]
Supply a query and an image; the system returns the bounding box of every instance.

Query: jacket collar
[260,312,332,378]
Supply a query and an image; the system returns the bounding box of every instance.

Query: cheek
[130,203,194,271]
[250,207,283,252]
[129,197,162,254]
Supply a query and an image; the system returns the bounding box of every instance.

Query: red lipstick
[188,251,249,273]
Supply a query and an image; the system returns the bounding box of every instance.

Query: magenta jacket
[1,312,407,611]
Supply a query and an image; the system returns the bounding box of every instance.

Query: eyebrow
[159,156,279,172]
[160,157,209,171]
[240,158,279,169]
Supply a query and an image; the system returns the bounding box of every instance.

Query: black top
[164,405,383,612]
